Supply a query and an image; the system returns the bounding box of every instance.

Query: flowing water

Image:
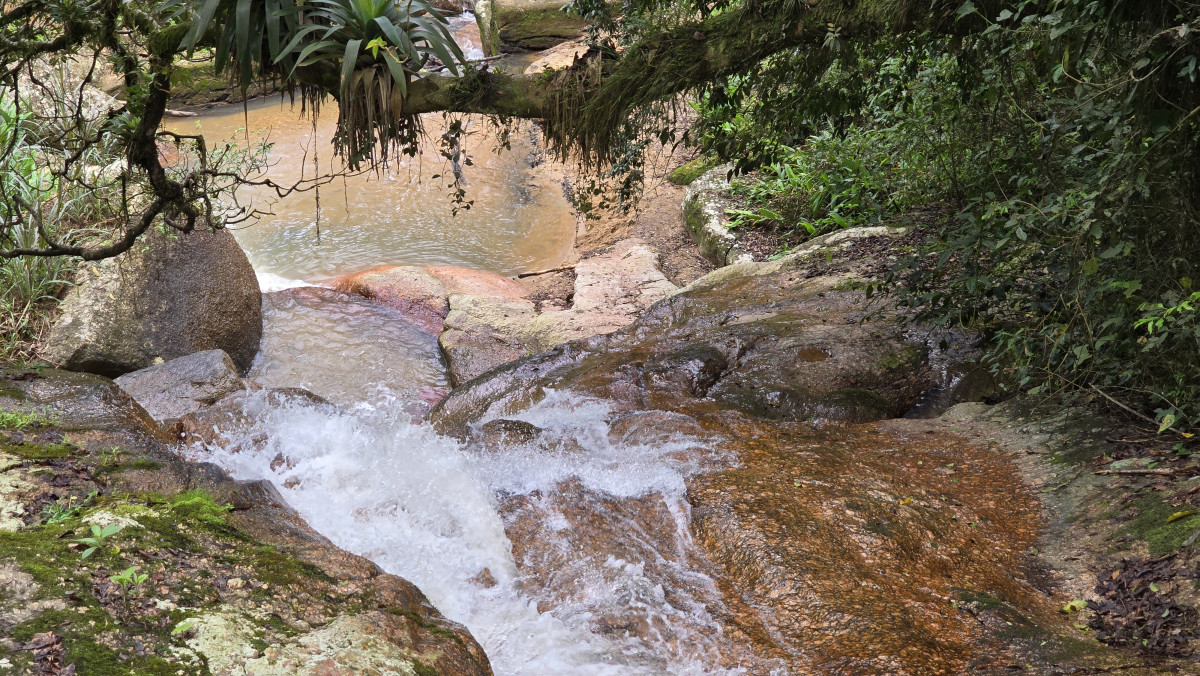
[191,390,756,675]
[171,20,761,673]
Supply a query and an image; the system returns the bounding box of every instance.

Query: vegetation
[2,0,1197,430]
[675,1,1200,432]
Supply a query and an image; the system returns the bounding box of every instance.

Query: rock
[114,350,245,423]
[442,240,678,386]
[0,368,491,675]
[46,227,262,377]
[440,295,538,386]
[432,227,931,434]
[330,265,450,333]
[175,387,332,452]
[524,39,589,73]
[682,165,756,266]
[481,0,589,51]
[334,253,675,387]
[471,418,542,449]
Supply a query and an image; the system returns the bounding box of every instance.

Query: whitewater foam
[196,388,747,675]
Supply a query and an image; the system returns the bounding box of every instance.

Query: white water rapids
[168,15,772,669]
[191,387,752,674]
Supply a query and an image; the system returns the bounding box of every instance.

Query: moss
[412,659,440,676]
[956,589,1003,610]
[2,441,73,460]
[95,458,163,475]
[386,607,459,641]
[497,8,587,49]
[1119,495,1200,556]
[667,156,720,185]
[0,524,81,590]
[877,344,926,372]
[832,277,870,292]
[247,545,336,587]
[168,490,231,525]
[682,196,704,234]
[0,380,26,401]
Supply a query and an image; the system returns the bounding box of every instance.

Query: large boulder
[332,242,679,387]
[114,349,246,423]
[46,227,262,377]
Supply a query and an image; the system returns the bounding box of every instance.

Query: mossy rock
[668,156,720,186]
[1118,495,1200,556]
[167,57,279,108]
[1,441,73,461]
[497,7,588,50]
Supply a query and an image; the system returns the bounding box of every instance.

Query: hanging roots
[333,64,421,170]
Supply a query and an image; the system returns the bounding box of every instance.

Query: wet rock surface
[0,368,490,675]
[433,228,931,432]
[430,227,1182,673]
[334,240,679,387]
[45,227,262,377]
[114,349,246,423]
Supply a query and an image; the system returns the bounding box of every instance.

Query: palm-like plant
[178,0,466,166]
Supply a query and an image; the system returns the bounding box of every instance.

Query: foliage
[76,522,126,559]
[0,407,55,430]
[0,95,75,359]
[688,0,1200,431]
[722,124,931,244]
[181,0,465,167]
[110,565,149,595]
[41,491,98,525]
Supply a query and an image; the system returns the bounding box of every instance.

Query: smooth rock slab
[115,349,245,423]
[334,245,678,387]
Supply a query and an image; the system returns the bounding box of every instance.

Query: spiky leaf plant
[178,0,466,167]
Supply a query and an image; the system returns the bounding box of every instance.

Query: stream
[167,22,760,674]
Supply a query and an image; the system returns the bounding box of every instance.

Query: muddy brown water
[165,98,575,286]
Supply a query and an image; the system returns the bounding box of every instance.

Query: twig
[516,264,577,278]
[1090,385,1188,437]
[1093,468,1178,476]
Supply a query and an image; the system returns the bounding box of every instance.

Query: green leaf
[340,38,363,102]
[1159,413,1177,434]
[184,0,223,53]
[235,0,254,88]
[956,1,976,19]
[1061,599,1088,614]
[1167,510,1197,523]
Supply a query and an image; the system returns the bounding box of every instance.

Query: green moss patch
[877,344,926,372]
[668,156,720,186]
[248,545,336,587]
[1118,496,1200,556]
[2,441,73,460]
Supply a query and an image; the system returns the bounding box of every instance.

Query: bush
[695,0,1200,431]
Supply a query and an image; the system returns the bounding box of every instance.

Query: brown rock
[45,227,262,376]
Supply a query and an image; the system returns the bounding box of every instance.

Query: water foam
[198,388,748,675]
